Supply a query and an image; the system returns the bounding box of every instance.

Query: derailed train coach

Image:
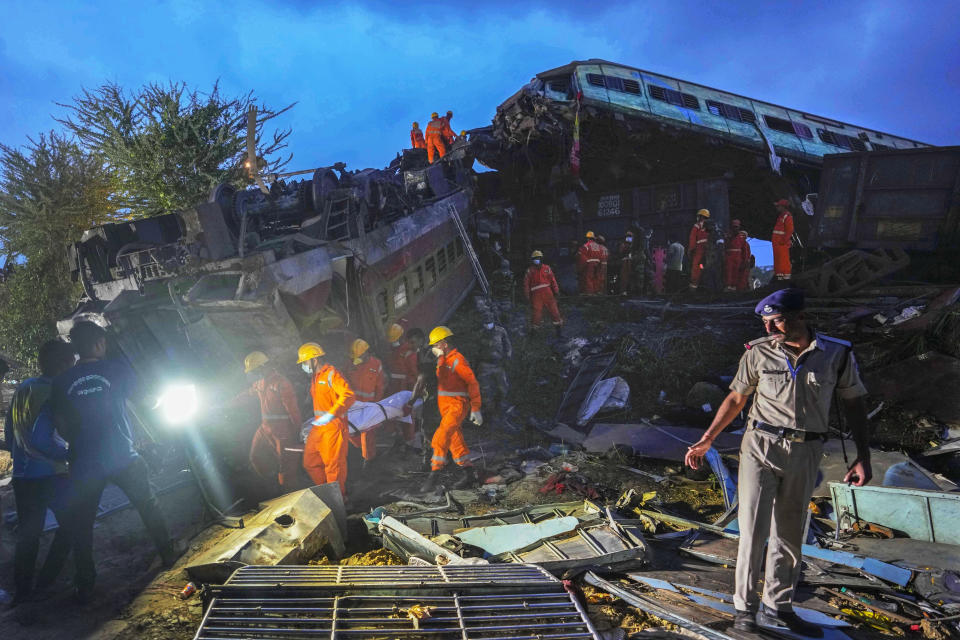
[58,146,479,509]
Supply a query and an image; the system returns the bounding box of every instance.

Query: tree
[0,133,124,368]
[57,81,295,215]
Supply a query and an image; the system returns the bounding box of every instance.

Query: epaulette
[817,334,851,348]
[744,335,777,350]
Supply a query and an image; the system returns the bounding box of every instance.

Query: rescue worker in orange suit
[687,209,710,290]
[724,220,752,292]
[298,342,355,497]
[345,339,386,465]
[440,110,456,147]
[523,250,563,335]
[596,235,610,294]
[772,199,794,280]
[234,351,302,490]
[576,231,603,295]
[419,327,482,492]
[425,112,447,164]
[386,324,417,395]
[410,122,426,149]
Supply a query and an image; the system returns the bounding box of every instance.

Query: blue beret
[755,288,805,316]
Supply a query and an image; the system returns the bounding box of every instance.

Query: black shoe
[756,606,823,638]
[733,609,757,632]
[452,467,478,490]
[420,471,441,493]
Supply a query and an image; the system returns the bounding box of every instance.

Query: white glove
[311,412,334,426]
[470,410,483,426]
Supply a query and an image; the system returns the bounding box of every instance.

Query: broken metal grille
[195,564,600,639]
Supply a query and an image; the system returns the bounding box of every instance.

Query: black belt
[752,421,825,443]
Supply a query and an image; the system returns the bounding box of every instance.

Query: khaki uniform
[730,332,866,613]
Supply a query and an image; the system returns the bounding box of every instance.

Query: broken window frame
[424,257,437,289]
[818,128,868,151]
[375,288,389,323]
[393,277,408,311]
[586,73,605,87]
[436,248,447,275]
[412,265,425,296]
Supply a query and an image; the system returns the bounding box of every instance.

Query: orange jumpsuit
[688,222,709,288]
[576,240,603,294]
[303,364,355,496]
[425,117,447,163]
[523,263,562,327]
[387,341,418,395]
[410,127,426,149]
[772,210,794,279]
[347,356,386,461]
[431,349,481,471]
[440,115,456,146]
[724,230,751,290]
[235,371,302,489]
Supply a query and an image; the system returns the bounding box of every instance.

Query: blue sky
[2,0,958,266]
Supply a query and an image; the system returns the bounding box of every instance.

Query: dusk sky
[2,1,959,265]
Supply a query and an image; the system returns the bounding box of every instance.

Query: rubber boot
[452,466,478,490]
[420,471,441,493]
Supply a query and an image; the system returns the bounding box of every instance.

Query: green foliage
[0,133,123,368]
[56,81,295,215]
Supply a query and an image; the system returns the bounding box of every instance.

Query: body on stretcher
[299,390,423,443]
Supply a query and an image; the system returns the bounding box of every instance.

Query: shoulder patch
[745,335,776,350]
[817,334,852,348]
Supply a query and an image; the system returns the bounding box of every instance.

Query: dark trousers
[68,456,172,590]
[12,477,72,597]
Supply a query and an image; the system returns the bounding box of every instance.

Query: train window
[605,76,624,92]
[446,242,456,265]
[817,128,865,151]
[707,100,755,124]
[649,85,698,109]
[793,122,813,139]
[393,277,408,310]
[376,289,389,323]
[622,79,641,94]
[437,248,448,274]
[871,142,892,151]
[738,108,756,124]
[681,94,699,110]
[455,237,464,258]
[412,266,425,295]
[548,80,569,93]
[764,115,797,135]
[586,73,605,87]
[425,257,437,288]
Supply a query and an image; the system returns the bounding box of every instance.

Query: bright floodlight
[159,383,198,426]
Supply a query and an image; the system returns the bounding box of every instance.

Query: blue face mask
[484,322,494,330]
[533,259,541,265]
[626,237,633,243]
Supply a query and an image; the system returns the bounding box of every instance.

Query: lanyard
[783,352,804,379]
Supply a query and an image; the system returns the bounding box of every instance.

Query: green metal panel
[829,481,960,545]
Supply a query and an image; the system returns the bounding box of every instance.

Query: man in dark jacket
[3,340,76,604]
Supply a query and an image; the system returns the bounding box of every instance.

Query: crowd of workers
[410,110,465,163]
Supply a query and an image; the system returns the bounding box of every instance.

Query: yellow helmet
[460,130,466,136]
[585,231,595,239]
[297,342,325,364]
[244,351,269,373]
[429,326,453,345]
[387,323,404,343]
[412,121,419,128]
[350,338,370,364]
[531,250,544,259]
[431,112,439,119]
[697,209,710,218]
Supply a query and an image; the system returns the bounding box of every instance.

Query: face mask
[533,259,541,266]
[391,340,400,347]
[431,347,444,358]
[301,363,312,374]
[626,237,633,243]
[484,323,494,330]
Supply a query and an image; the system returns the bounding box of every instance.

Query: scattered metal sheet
[555,352,617,433]
[196,564,601,639]
[865,351,960,426]
[829,481,960,545]
[800,545,913,588]
[813,439,957,496]
[378,516,487,565]
[791,248,910,297]
[457,516,580,555]
[184,484,346,584]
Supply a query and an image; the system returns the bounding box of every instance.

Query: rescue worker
[425,112,447,163]
[476,314,512,428]
[665,236,685,294]
[440,110,456,146]
[234,351,302,490]
[687,209,710,290]
[702,221,725,293]
[51,321,177,603]
[3,340,76,605]
[617,231,636,295]
[420,327,482,492]
[596,235,610,294]
[772,199,794,280]
[297,342,355,497]
[346,339,386,464]
[685,289,871,636]
[724,221,752,292]
[576,231,603,295]
[410,122,426,149]
[386,324,417,395]
[523,250,563,334]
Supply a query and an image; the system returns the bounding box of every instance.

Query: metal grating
[196,564,599,639]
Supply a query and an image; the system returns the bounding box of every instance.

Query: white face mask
[626,237,633,243]
[484,322,494,330]
[431,347,444,358]
[391,340,400,347]
[301,363,312,374]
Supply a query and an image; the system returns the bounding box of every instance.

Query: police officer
[475,313,512,428]
[685,289,871,637]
